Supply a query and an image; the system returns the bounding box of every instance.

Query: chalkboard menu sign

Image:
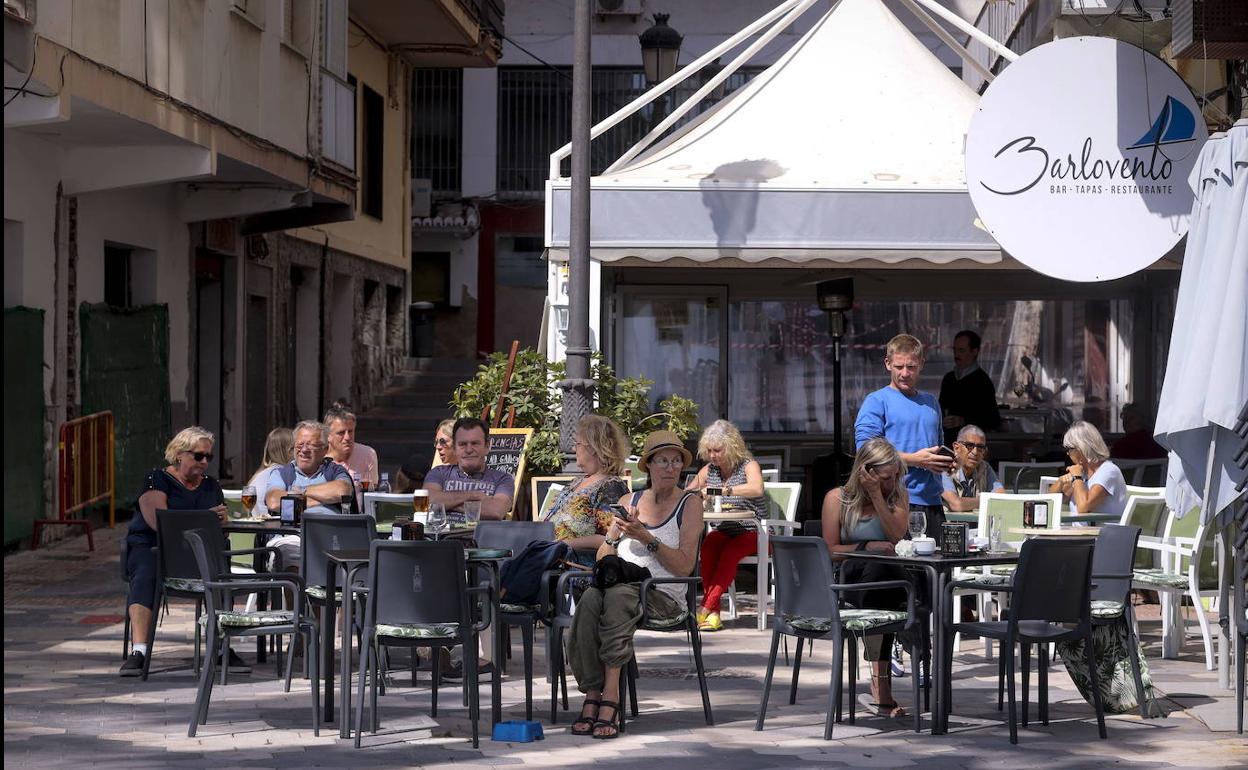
[485,427,534,491]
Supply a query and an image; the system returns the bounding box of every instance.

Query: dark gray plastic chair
[1090,524,1150,719]
[183,529,319,738]
[353,540,492,748]
[757,536,920,738]
[948,537,1106,744]
[143,510,226,680]
[474,519,556,721]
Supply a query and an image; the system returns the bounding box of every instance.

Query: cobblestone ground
[5,526,1245,769]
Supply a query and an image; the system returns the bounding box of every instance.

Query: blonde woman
[820,437,911,717]
[685,419,767,632]
[244,427,294,516]
[122,427,233,676]
[1049,421,1128,517]
[432,418,457,469]
[543,415,631,553]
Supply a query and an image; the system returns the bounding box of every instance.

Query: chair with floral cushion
[353,540,493,748]
[182,528,319,738]
[755,535,920,738]
[474,519,556,721]
[143,509,231,680]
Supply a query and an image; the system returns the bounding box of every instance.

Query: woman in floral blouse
[544,415,631,554]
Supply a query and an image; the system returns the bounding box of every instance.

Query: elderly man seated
[264,419,355,571]
[422,417,514,521]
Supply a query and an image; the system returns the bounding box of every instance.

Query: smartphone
[705,486,724,497]
[936,445,956,459]
[608,504,631,521]
[279,496,296,524]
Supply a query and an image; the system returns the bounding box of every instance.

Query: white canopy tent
[545,0,1003,265]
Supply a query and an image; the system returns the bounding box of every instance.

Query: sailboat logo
[1127,96,1197,149]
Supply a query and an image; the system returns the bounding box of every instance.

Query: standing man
[325,405,380,501]
[854,334,954,537]
[938,330,1001,446]
[423,417,515,521]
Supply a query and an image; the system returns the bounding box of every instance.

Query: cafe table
[322,541,511,738]
[223,517,300,662]
[840,548,1020,735]
[1008,526,1103,537]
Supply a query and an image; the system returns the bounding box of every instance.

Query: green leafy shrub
[450,350,700,476]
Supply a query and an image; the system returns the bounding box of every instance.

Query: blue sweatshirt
[854,386,943,506]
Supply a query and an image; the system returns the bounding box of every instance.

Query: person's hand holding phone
[915,445,955,473]
[611,504,650,543]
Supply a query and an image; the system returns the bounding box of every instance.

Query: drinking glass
[989,512,1004,553]
[427,504,447,541]
[463,500,481,525]
[240,486,256,517]
[909,510,927,540]
[412,490,430,514]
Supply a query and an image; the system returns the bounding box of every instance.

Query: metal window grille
[412,69,464,197]
[497,66,763,197]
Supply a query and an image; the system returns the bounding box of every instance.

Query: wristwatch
[645,538,660,553]
[606,536,622,548]
[1071,474,1085,482]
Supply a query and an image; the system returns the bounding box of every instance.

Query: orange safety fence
[30,411,114,550]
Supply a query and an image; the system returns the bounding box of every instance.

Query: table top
[842,549,1020,568]
[1064,512,1120,523]
[703,508,758,522]
[326,546,511,564]
[1008,526,1101,537]
[224,518,299,535]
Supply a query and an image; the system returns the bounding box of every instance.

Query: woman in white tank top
[566,431,704,740]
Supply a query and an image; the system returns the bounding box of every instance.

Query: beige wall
[291,21,411,271]
[34,0,311,159]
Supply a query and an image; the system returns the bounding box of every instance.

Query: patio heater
[640,14,683,125]
[817,278,854,481]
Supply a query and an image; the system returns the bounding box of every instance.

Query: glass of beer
[240,486,257,517]
[412,489,429,515]
[360,478,373,494]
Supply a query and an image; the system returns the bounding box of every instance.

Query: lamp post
[558,0,596,470]
[639,13,683,126]
[817,278,854,483]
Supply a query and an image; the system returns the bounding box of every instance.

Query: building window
[496,66,763,196]
[411,252,451,306]
[412,69,463,197]
[361,84,385,219]
[104,245,133,308]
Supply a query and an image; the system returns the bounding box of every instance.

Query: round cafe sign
[965,37,1207,282]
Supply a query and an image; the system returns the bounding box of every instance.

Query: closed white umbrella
[1154,119,1248,527]
[1154,119,1248,689]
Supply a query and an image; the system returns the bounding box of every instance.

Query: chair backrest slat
[301,512,376,587]
[1091,524,1141,604]
[977,492,1065,543]
[770,535,839,622]
[367,540,468,628]
[155,509,223,580]
[764,481,802,522]
[474,521,556,569]
[1011,538,1095,625]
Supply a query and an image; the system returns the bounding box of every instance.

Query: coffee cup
[913,537,937,555]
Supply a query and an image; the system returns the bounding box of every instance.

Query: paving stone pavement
[5,526,1245,769]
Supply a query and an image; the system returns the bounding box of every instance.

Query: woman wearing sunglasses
[121,426,231,677]
[431,418,457,469]
[940,425,1004,512]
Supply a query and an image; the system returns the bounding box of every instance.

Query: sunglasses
[435,438,452,447]
[959,442,987,452]
[188,451,214,462]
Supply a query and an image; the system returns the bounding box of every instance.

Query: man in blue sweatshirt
[854,333,954,537]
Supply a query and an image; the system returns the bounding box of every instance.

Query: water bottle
[377,473,391,494]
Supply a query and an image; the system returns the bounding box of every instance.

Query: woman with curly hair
[685,419,767,632]
[542,414,631,554]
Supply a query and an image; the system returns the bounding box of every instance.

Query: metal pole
[559,0,596,468]
[832,325,844,483]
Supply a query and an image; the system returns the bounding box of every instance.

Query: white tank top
[618,491,696,602]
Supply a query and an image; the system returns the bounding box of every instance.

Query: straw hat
[637,430,693,474]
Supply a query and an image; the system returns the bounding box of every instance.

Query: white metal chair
[361,492,417,531]
[1132,506,1221,668]
[726,482,802,630]
[1126,485,1167,498]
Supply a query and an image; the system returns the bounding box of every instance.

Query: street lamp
[639,13,683,85]
[817,278,854,483]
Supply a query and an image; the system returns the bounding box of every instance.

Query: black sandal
[592,700,622,740]
[571,698,600,736]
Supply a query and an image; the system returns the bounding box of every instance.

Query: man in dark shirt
[939,330,1001,445]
